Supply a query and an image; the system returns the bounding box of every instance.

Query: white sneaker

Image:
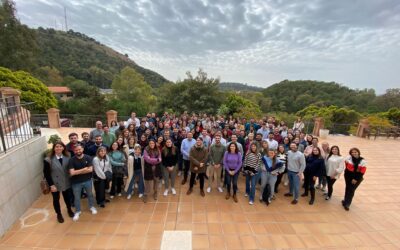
[218,187,224,193]
[110,195,114,199]
[90,207,97,215]
[127,194,132,200]
[249,201,254,205]
[138,193,144,198]
[163,189,169,196]
[244,193,249,197]
[117,193,122,197]
[72,212,81,222]
[171,188,176,195]
[207,187,211,193]
[177,171,182,177]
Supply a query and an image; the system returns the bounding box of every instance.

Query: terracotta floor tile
[256,235,275,249]
[99,222,120,234]
[35,233,61,248]
[193,235,209,249]
[132,223,149,236]
[239,235,258,249]
[18,232,45,247]
[270,235,290,249]
[222,223,238,234]
[115,222,135,235]
[2,232,32,246]
[142,235,162,249]
[193,213,207,223]
[284,235,306,248]
[224,235,242,249]
[55,234,95,249]
[277,223,296,234]
[209,235,226,249]
[208,223,223,235]
[193,223,208,235]
[300,235,322,248]
[147,223,164,235]
[126,236,145,249]
[90,234,113,249]
[106,235,130,249]
[264,222,282,234]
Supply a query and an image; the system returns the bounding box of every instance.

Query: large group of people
[43,112,367,223]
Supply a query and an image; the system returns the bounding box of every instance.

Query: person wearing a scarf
[343,147,367,211]
[186,137,208,197]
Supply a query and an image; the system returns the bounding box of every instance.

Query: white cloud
[14,0,400,93]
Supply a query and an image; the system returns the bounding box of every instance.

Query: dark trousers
[225,170,239,194]
[190,172,204,189]
[344,174,363,207]
[303,172,316,199]
[275,172,284,192]
[178,153,183,171]
[51,188,73,215]
[326,176,337,197]
[110,175,123,195]
[94,178,106,205]
[183,160,190,179]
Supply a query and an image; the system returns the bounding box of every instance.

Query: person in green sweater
[207,134,226,193]
[102,124,116,148]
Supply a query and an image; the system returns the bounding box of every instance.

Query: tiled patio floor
[1,133,400,249]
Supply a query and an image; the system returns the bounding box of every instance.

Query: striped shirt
[244,152,262,174]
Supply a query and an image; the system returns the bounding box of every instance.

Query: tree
[110,67,156,116]
[371,89,400,112]
[157,69,223,114]
[223,93,261,116]
[34,66,64,85]
[0,66,57,112]
[0,0,38,71]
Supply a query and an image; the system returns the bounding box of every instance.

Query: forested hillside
[262,80,379,113]
[34,28,168,88]
[219,82,264,92]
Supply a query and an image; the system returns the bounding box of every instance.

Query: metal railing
[0,101,36,153]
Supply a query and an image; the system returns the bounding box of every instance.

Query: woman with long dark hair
[43,141,74,223]
[342,147,366,211]
[143,139,162,202]
[223,142,242,202]
[93,146,112,208]
[275,144,288,193]
[108,141,126,198]
[302,147,325,205]
[244,142,261,205]
[162,139,178,196]
[127,123,137,139]
[325,145,345,200]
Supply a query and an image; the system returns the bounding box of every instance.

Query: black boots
[309,189,315,205]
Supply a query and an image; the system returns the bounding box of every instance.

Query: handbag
[40,178,50,195]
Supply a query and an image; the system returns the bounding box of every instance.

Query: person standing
[92,146,112,208]
[186,138,208,197]
[223,142,242,203]
[143,140,162,201]
[108,142,127,198]
[275,145,288,193]
[89,121,103,141]
[244,142,261,205]
[284,143,306,205]
[342,148,366,211]
[261,149,284,205]
[43,141,74,223]
[180,132,196,185]
[302,147,325,205]
[162,139,178,196]
[65,132,81,157]
[68,145,97,221]
[101,124,116,148]
[325,146,345,200]
[207,134,226,193]
[265,132,278,151]
[126,145,145,200]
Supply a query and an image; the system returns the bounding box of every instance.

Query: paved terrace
[1,128,399,249]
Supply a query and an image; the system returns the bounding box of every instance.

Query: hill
[35,28,168,88]
[219,82,264,92]
[262,80,377,113]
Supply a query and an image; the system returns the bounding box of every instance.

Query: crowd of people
[43,112,367,223]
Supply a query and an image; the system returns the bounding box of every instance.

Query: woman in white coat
[325,145,345,200]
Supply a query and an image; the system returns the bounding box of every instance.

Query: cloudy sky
[14,0,400,93]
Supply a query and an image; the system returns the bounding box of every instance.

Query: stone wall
[0,136,47,237]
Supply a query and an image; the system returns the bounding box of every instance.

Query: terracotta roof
[47,86,72,94]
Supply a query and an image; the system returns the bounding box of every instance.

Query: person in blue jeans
[244,142,262,205]
[284,143,306,205]
[126,145,145,200]
[223,142,242,203]
[68,145,97,221]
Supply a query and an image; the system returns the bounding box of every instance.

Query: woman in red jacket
[342,147,366,211]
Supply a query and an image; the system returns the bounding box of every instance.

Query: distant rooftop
[47,86,72,94]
